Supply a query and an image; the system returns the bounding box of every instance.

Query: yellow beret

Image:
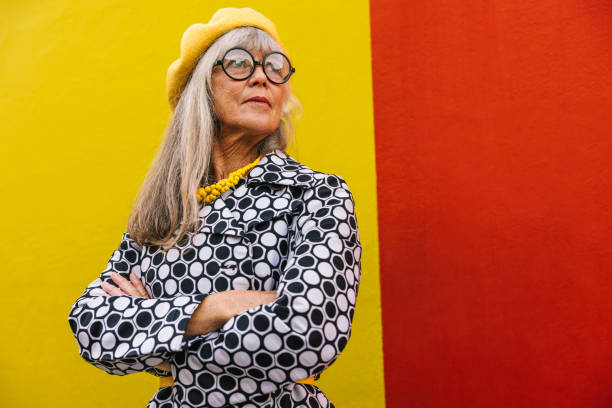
[166,7,290,111]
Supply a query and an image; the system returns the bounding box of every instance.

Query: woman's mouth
[245,96,271,106]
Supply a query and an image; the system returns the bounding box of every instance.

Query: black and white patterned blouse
[67,149,362,408]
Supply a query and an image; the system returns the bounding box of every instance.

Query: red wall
[370,1,612,406]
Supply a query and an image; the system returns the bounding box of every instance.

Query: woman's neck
[210,132,262,182]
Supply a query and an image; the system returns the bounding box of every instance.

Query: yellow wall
[0,1,384,406]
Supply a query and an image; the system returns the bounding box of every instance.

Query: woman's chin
[237,120,279,136]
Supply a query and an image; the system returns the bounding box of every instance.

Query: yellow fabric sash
[159,375,315,388]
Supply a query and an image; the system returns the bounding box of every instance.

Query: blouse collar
[245,149,317,189]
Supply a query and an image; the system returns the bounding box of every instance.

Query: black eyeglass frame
[214,47,296,84]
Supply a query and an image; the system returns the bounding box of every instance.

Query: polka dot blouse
[67,149,362,408]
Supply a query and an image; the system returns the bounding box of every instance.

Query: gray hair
[127,26,302,251]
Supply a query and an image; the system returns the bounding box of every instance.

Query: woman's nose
[248,64,268,86]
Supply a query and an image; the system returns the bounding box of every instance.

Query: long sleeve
[67,231,208,376]
[183,176,362,397]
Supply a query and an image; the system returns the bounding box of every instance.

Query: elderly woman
[67,7,361,408]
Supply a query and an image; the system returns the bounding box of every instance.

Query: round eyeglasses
[214,47,296,84]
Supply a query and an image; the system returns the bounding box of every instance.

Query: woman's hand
[100,272,171,373]
[100,272,149,297]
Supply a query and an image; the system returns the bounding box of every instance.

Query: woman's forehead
[229,45,279,55]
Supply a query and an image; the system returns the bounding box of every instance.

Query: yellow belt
[159,375,315,388]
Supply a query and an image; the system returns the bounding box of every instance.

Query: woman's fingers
[100,272,148,298]
[110,272,141,297]
[100,280,124,296]
[129,272,150,298]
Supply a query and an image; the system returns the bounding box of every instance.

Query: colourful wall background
[2,0,612,407]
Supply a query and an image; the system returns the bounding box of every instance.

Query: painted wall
[4,0,612,407]
[0,1,383,407]
[371,1,612,407]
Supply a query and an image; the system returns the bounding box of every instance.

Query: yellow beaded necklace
[197,155,262,203]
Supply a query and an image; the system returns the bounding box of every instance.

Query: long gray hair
[127,26,302,251]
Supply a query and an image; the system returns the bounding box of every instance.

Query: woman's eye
[265,62,281,72]
[228,58,250,67]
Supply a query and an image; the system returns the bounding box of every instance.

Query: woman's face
[211,48,286,139]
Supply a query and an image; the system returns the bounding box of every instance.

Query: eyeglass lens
[222,48,292,83]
